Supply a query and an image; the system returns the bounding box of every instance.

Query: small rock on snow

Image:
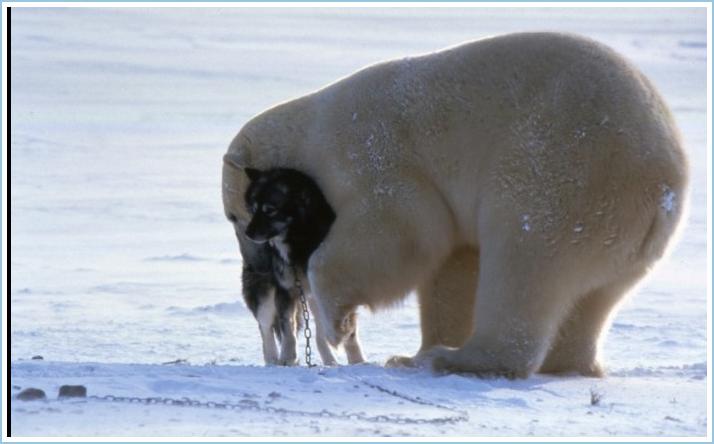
[58,385,87,398]
[16,388,46,401]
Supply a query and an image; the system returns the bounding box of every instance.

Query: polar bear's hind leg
[417,237,577,378]
[538,269,647,377]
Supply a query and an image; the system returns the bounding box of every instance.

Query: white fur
[268,237,290,263]
[256,289,279,365]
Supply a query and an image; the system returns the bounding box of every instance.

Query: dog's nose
[245,226,268,244]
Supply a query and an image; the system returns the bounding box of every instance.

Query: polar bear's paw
[412,345,459,373]
[385,347,456,369]
[413,345,529,379]
[385,355,417,368]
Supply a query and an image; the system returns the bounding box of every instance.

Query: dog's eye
[262,204,277,216]
[249,203,258,215]
[227,213,237,223]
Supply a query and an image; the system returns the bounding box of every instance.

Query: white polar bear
[222,32,688,378]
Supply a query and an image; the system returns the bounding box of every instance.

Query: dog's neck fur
[245,167,336,279]
[272,203,334,273]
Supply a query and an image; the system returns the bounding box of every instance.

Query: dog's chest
[270,238,295,288]
[270,237,290,263]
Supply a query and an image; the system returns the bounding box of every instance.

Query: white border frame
[1,2,711,443]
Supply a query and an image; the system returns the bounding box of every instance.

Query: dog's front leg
[275,287,298,366]
[253,286,286,365]
[256,310,280,365]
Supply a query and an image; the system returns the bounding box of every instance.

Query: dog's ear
[223,152,248,171]
[244,168,262,181]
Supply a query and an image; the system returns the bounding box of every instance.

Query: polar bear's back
[321,32,681,170]
[234,33,686,257]
[301,32,686,261]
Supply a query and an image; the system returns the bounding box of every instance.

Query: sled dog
[238,167,365,366]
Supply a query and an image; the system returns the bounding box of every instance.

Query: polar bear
[222,32,687,378]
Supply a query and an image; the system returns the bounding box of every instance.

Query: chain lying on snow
[288,269,466,424]
[87,391,468,425]
[353,377,467,416]
[76,367,468,425]
[75,271,467,426]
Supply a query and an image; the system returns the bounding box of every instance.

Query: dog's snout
[245,223,268,243]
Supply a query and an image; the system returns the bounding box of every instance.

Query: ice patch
[167,302,246,316]
[678,40,706,49]
[89,282,161,294]
[373,185,394,196]
[144,253,207,262]
[660,185,676,214]
[521,214,531,232]
[573,223,584,233]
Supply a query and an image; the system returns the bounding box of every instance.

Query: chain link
[354,377,460,413]
[292,266,315,367]
[87,392,467,425]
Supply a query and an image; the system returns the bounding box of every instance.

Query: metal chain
[72,271,463,426]
[353,377,464,414]
[86,393,467,425]
[285,269,468,424]
[292,266,314,367]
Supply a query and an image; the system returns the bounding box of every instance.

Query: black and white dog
[241,167,365,366]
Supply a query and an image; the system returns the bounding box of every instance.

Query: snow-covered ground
[6,6,709,438]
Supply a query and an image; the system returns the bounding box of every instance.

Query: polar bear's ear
[223,152,248,171]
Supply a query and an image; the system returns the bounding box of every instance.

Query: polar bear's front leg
[417,246,479,351]
[342,311,366,364]
[309,297,364,365]
[386,246,478,369]
[307,297,338,366]
[306,273,359,350]
[308,203,450,350]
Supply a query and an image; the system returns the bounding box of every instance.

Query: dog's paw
[279,357,299,366]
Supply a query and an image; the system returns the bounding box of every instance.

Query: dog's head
[243,168,330,243]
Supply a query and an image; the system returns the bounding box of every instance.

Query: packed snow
[7,6,709,438]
